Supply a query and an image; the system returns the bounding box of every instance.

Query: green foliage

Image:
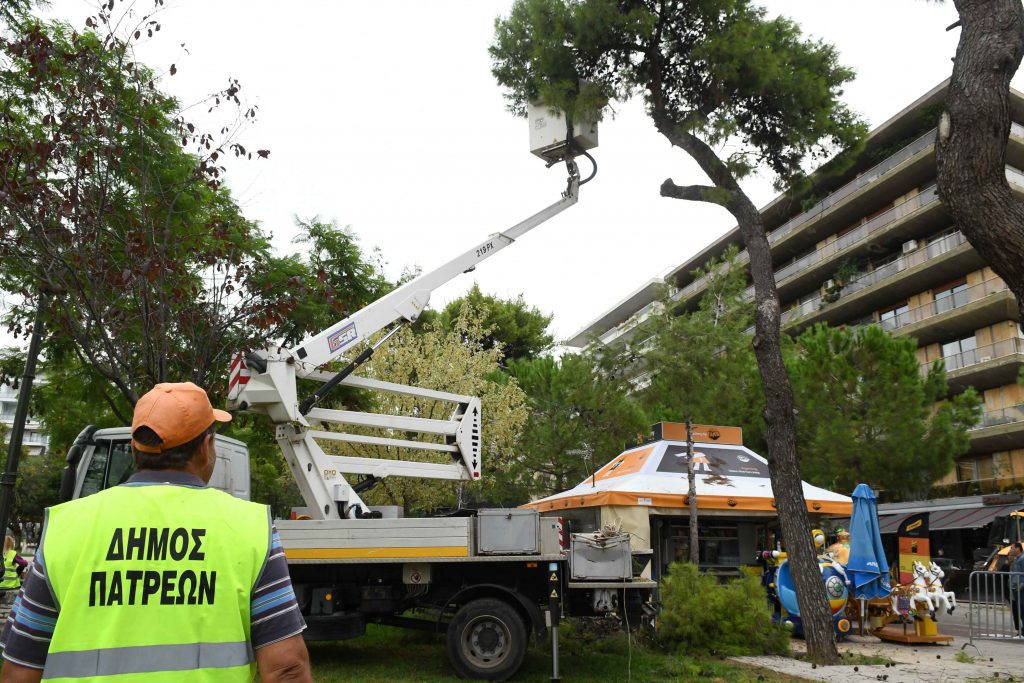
[503,353,648,501]
[305,623,794,682]
[820,258,861,305]
[788,324,981,498]
[273,218,393,347]
[13,448,63,532]
[658,562,790,656]
[491,0,866,188]
[800,193,826,213]
[0,0,394,513]
[424,284,554,363]
[637,246,767,453]
[334,303,529,515]
[0,9,282,404]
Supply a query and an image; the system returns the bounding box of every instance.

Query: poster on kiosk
[897,512,930,584]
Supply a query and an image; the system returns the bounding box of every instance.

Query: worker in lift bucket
[0,382,312,683]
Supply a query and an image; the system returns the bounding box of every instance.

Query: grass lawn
[302,624,803,682]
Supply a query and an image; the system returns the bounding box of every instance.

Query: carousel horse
[926,561,957,615]
[896,560,935,619]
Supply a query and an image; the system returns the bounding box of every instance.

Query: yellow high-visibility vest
[41,482,270,682]
[0,548,20,590]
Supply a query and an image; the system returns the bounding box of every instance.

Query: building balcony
[967,404,1024,455]
[773,183,940,284]
[893,287,1018,347]
[672,123,1024,309]
[770,129,937,254]
[595,301,662,347]
[924,336,1024,392]
[774,166,1023,317]
[929,475,1024,499]
[780,231,977,329]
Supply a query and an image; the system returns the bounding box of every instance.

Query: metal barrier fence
[967,571,1024,645]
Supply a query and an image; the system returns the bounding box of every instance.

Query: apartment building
[0,382,47,457]
[568,80,1024,500]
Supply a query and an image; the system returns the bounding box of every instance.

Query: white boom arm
[292,174,580,373]
[228,161,584,520]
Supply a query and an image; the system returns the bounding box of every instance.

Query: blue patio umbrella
[845,483,891,599]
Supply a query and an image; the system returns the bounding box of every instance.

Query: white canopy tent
[524,424,852,576]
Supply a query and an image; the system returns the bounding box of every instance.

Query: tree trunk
[732,195,839,665]
[687,417,699,565]
[937,0,1024,322]
[657,117,839,663]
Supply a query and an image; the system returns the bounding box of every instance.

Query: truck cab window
[79,441,110,499]
[106,442,135,488]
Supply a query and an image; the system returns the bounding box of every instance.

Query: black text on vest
[90,527,215,607]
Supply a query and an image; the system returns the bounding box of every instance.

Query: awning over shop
[833,503,1024,534]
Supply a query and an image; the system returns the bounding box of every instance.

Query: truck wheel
[446,597,527,681]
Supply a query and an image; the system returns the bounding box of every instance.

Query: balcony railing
[773,185,941,283]
[970,404,1024,431]
[921,336,1024,375]
[780,231,969,326]
[879,277,1008,333]
[673,131,939,303]
[674,123,1024,306]
[767,165,1023,308]
[597,301,663,346]
[928,475,1024,499]
[768,128,939,245]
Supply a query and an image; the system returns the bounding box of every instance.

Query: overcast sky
[31,0,1024,348]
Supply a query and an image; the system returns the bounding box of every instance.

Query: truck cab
[59,425,251,502]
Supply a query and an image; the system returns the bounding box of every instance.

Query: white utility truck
[61,110,655,681]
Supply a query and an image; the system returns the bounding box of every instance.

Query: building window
[957,459,979,482]
[942,334,978,370]
[879,302,910,331]
[934,278,969,314]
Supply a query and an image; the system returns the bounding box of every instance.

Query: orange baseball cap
[131,382,231,454]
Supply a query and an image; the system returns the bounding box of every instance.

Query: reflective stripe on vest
[42,641,252,678]
[0,549,20,589]
[41,484,270,682]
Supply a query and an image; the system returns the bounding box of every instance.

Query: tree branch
[659,179,726,205]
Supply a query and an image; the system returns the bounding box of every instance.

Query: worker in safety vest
[0,537,24,593]
[0,382,312,682]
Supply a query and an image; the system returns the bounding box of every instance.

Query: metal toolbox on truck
[476,509,540,555]
[570,533,633,580]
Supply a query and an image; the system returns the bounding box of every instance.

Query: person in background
[0,538,25,611]
[0,382,312,682]
[827,528,851,565]
[1008,542,1024,638]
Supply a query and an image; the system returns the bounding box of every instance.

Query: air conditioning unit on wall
[902,239,918,254]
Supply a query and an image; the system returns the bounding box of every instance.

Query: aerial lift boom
[227,143,592,520]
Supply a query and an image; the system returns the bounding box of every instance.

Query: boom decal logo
[327,322,358,353]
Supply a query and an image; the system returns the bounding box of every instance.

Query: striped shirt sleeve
[250,526,305,649]
[0,552,58,669]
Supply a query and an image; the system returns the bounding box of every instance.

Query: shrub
[658,562,790,656]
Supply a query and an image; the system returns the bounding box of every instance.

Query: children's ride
[925,561,956,615]
[904,560,937,619]
[760,529,852,638]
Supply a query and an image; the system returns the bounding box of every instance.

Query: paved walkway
[734,634,1024,682]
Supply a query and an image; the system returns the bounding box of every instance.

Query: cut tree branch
[659,179,728,205]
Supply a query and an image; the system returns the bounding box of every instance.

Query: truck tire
[446,597,527,681]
